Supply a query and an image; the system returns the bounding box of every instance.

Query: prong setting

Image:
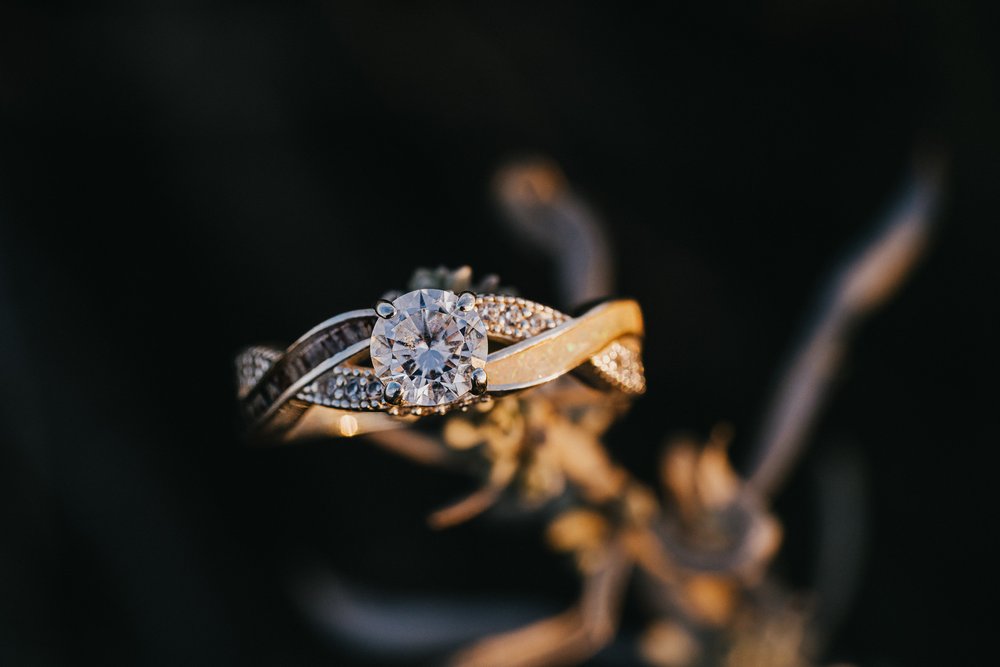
[383,380,403,405]
[457,291,477,312]
[470,367,488,395]
[375,299,396,319]
[370,289,489,408]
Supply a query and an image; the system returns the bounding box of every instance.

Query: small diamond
[370,288,488,407]
[345,377,362,400]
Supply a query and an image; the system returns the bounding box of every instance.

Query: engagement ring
[237,286,645,439]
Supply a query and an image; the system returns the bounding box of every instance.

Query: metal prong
[383,380,403,405]
[457,291,477,312]
[375,299,396,319]
[470,367,488,395]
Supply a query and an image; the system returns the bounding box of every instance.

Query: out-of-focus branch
[493,158,615,307]
[744,156,945,500]
[449,544,632,667]
[291,570,557,658]
[362,427,456,467]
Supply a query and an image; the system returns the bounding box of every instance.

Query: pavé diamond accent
[370,289,488,407]
[591,338,646,395]
[300,367,385,410]
[475,294,568,341]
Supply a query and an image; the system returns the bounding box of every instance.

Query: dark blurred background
[1,2,996,665]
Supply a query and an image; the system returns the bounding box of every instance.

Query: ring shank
[486,299,643,393]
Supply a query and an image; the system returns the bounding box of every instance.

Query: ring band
[237,288,645,439]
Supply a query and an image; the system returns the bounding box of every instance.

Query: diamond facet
[370,289,488,407]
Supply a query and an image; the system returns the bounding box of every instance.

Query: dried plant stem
[745,158,943,499]
[449,544,632,667]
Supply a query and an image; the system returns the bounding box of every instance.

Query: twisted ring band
[237,289,645,440]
